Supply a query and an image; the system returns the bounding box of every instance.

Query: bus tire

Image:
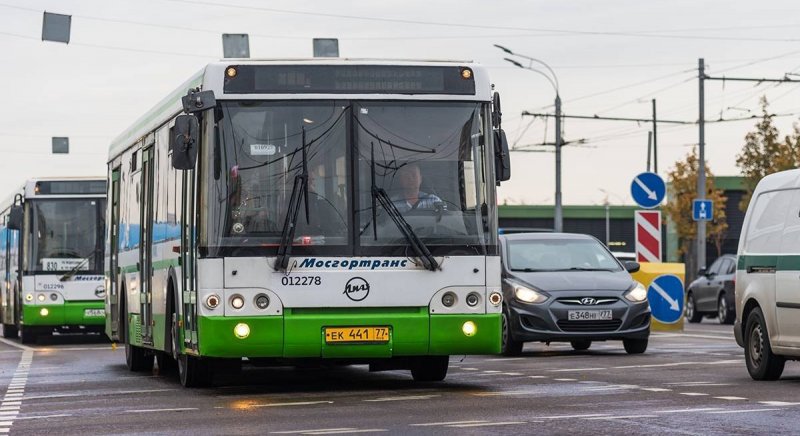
[178,354,212,388]
[410,356,449,382]
[20,326,37,345]
[124,301,153,372]
[2,324,18,339]
[744,307,785,381]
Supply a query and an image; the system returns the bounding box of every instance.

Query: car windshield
[23,199,105,274]
[507,238,622,272]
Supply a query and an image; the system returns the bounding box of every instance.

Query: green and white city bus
[0,178,107,344]
[105,59,512,386]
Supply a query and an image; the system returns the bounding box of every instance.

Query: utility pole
[652,99,658,173]
[646,131,652,172]
[697,58,706,270]
[554,95,563,232]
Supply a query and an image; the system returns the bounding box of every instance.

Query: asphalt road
[0,319,797,435]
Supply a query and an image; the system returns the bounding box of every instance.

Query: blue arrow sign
[630,172,666,209]
[647,274,684,324]
[693,199,713,221]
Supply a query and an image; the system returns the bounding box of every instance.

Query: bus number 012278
[281,276,321,286]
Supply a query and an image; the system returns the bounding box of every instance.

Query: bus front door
[108,168,121,340]
[140,147,155,344]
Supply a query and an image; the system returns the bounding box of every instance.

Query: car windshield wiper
[59,247,101,282]
[369,144,438,271]
[274,127,311,272]
[510,267,545,272]
[562,267,616,272]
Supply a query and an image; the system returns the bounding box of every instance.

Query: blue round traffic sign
[647,274,684,324]
[630,172,666,209]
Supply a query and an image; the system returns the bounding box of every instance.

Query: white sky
[2,0,800,206]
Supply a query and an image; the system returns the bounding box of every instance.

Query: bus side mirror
[494,129,511,183]
[7,206,23,231]
[172,115,199,170]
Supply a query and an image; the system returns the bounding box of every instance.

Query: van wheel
[501,311,523,356]
[571,339,592,351]
[623,338,648,354]
[411,356,449,382]
[744,307,785,380]
[685,293,702,323]
[717,294,735,325]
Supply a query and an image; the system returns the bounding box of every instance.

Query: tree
[736,96,799,210]
[664,148,728,259]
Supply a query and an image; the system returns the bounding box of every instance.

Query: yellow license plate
[324,326,390,344]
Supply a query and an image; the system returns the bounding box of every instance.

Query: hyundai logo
[580,297,597,305]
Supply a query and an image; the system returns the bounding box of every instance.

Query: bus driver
[392,163,443,213]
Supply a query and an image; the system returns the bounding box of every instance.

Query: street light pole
[494,44,562,231]
[697,58,707,271]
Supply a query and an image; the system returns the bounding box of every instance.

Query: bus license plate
[84,309,105,317]
[324,326,389,344]
[567,310,612,321]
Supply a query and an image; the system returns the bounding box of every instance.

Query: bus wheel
[178,354,212,388]
[124,310,153,372]
[20,326,37,345]
[2,324,18,339]
[410,356,449,382]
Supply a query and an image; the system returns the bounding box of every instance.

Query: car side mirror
[494,129,511,183]
[171,114,199,170]
[7,205,22,231]
[698,267,707,276]
[623,261,640,273]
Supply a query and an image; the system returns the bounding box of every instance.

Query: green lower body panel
[22,301,105,327]
[197,308,501,359]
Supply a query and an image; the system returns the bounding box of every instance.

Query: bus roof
[108,59,493,160]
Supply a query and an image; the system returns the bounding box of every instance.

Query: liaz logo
[344,277,370,302]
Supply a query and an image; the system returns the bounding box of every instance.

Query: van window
[744,190,793,254]
[780,189,800,254]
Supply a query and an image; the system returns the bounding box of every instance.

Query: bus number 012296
[281,276,321,286]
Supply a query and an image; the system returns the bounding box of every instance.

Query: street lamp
[495,44,563,232]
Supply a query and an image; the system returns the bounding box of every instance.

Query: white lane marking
[13,414,72,420]
[585,415,658,420]
[303,430,387,435]
[461,368,479,371]
[760,401,800,406]
[680,393,709,396]
[656,408,723,413]
[472,391,530,397]
[271,429,355,434]
[540,414,611,419]
[707,408,780,414]
[0,350,32,434]
[124,407,198,413]
[640,388,672,392]
[549,367,607,372]
[0,338,33,352]
[528,376,547,379]
[255,401,334,407]
[652,333,736,341]
[714,396,747,401]
[364,395,439,402]
[447,422,527,428]
[554,378,577,381]
[22,388,177,401]
[482,370,501,373]
[410,421,487,427]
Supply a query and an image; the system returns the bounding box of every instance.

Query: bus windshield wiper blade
[59,247,101,282]
[274,127,310,272]
[367,142,437,271]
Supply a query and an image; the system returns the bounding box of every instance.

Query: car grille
[556,319,622,332]
[557,297,618,306]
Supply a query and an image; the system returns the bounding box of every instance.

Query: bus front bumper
[197,308,501,358]
[22,301,105,327]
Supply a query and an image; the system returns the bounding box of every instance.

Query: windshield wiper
[59,247,101,282]
[274,127,310,272]
[563,267,616,272]
[510,267,544,272]
[369,144,438,271]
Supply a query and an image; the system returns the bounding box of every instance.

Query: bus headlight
[37,294,45,302]
[254,294,270,310]
[489,292,502,306]
[462,321,477,337]
[204,294,220,310]
[25,294,33,302]
[230,294,245,310]
[441,292,457,307]
[234,323,250,339]
[466,292,480,307]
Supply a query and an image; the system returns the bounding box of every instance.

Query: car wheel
[501,310,523,356]
[570,339,591,351]
[623,338,648,354]
[744,307,785,381]
[685,293,702,323]
[717,294,735,325]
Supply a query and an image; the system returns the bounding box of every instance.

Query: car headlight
[625,281,648,302]
[512,281,547,304]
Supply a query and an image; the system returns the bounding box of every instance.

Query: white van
[735,168,800,380]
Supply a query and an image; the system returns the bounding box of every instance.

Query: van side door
[776,188,800,347]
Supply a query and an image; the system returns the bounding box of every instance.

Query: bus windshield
[201,100,494,257]
[24,199,105,274]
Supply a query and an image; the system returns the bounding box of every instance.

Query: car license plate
[324,326,389,344]
[567,310,612,321]
[84,309,105,317]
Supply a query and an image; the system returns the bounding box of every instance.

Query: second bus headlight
[230,294,245,310]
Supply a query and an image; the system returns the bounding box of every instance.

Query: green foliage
[664,148,728,258]
[736,96,799,210]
